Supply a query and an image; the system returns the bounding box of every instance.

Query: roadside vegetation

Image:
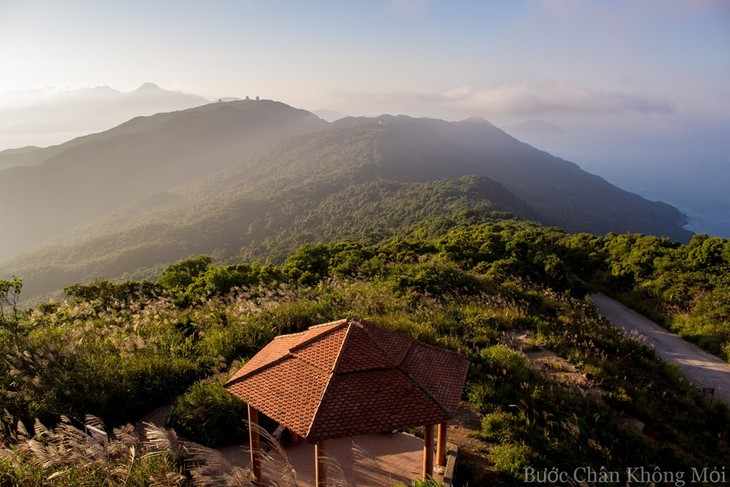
[1,220,729,485]
[584,233,730,360]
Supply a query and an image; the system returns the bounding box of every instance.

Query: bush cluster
[2,220,729,485]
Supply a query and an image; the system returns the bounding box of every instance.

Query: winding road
[591,293,730,405]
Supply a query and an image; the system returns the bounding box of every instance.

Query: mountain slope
[0,100,327,260]
[0,146,65,170]
[179,114,689,241]
[1,107,693,300]
[369,115,689,240]
[3,175,539,299]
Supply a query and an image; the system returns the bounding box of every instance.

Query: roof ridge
[271,331,305,340]
[308,318,350,330]
[358,319,413,366]
[290,319,349,352]
[330,320,356,373]
[409,339,465,357]
[293,355,333,375]
[402,370,451,418]
[399,347,451,418]
[305,320,354,438]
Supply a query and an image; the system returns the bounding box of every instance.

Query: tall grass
[3,228,730,484]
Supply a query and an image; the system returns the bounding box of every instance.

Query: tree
[0,276,22,336]
[186,264,260,299]
[687,234,726,269]
[282,244,332,285]
[64,278,162,308]
[157,256,213,292]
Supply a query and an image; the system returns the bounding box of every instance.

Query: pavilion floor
[219,431,446,486]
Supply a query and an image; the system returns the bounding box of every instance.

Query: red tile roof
[225,319,469,442]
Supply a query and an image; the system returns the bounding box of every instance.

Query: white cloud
[349,83,674,118]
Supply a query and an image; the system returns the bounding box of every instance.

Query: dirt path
[591,292,730,405]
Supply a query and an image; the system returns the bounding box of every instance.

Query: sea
[604,177,730,239]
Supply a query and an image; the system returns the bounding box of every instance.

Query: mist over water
[507,122,730,240]
[585,153,730,239]
[605,178,730,239]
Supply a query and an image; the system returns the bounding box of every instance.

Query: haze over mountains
[0,100,693,300]
[0,83,208,158]
[0,100,326,261]
[504,118,730,239]
[3,83,725,240]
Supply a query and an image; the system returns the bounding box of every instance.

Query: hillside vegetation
[574,232,730,360]
[0,104,691,301]
[1,220,728,486]
[0,100,326,261]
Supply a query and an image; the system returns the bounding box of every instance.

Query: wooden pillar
[248,404,262,485]
[422,424,434,480]
[288,429,299,444]
[436,422,448,467]
[315,440,327,487]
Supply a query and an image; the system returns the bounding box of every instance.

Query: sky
[1,0,728,121]
[1,0,729,233]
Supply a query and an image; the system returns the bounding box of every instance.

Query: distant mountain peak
[462,116,490,124]
[133,82,163,93]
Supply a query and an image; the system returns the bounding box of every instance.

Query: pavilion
[224,318,469,486]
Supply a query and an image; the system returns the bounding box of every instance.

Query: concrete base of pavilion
[220,431,456,486]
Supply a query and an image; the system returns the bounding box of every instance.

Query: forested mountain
[366,115,689,240]
[1,102,692,300]
[1,176,536,300]
[0,100,327,260]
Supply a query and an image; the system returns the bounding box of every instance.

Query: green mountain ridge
[3,176,536,300]
[0,100,327,260]
[1,101,692,300]
[370,115,689,238]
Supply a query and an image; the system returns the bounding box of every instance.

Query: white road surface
[591,292,730,405]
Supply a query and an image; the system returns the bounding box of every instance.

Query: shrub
[282,244,332,285]
[479,345,531,383]
[479,409,522,442]
[167,381,248,447]
[157,256,212,292]
[253,299,333,335]
[488,441,532,477]
[392,256,482,295]
[186,264,259,299]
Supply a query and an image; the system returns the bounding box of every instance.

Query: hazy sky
[1,0,729,235]
[1,0,728,124]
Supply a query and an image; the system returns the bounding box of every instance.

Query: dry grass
[0,412,266,486]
